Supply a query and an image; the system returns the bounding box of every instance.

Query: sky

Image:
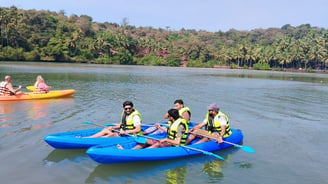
[1,0,327,32]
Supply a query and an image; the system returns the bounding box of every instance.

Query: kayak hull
[86,128,243,164]
[0,89,75,101]
[44,122,198,149]
[44,127,166,149]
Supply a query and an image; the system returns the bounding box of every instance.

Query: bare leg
[87,128,115,138]
[146,142,161,148]
[185,134,196,145]
[195,137,210,144]
[132,144,147,149]
[133,139,156,149]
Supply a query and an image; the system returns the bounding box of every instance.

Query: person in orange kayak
[33,75,50,93]
[185,103,232,145]
[0,75,22,95]
[88,101,143,137]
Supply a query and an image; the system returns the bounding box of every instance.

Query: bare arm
[182,111,190,122]
[7,83,21,94]
[191,121,206,131]
[124,125,141,134]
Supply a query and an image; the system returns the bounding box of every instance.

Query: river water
[0,62,327,184]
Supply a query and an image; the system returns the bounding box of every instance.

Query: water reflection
[202,156,226,181]
[0,98,75,136]
[85,150,240,184]
[43,149,87,165]
[165,166,187,184]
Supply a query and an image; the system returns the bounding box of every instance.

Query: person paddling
[0,75,22,96]
[118,108,188,149]
[185,103,232,145]
[88,101,143,138]
[143,99,191,135]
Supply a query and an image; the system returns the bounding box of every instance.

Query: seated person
[34,75,50,93]
[0,75,22,95]
[121,108,188,149]
[88,101,142,138]
[185,103,232,145]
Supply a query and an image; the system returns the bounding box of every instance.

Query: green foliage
[0,6,327,71]
[137,54,164,66]
[230,63,239,69]
[306,67,314,73]
[0,47,25,60]
[186,59,216,68]
[253,62,271,70]
[24,50,41,61]
[164,53,181,67]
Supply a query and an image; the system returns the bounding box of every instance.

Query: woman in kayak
[34,75,50,93]
[0,75,22,95]
[88,101,143,137]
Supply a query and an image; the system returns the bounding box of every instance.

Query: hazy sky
[1,0,327,32]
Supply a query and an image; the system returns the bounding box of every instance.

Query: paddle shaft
[139,134,224,160]
[190,131,255,153]
[82,121,147,143]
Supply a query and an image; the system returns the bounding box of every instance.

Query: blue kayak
[86,128,243,164]
[44,122,197,149]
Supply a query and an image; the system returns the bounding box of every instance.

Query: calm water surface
[0,62,327,184]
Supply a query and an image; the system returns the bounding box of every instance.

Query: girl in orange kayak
[34,75,51,93]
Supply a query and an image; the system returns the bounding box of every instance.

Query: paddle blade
[203,151,225,160]
[26,86,35,91]
[240,146,255,153]
[134,137,147,144]
[82,121,93,125]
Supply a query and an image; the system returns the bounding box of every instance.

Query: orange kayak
[0,89,75,101]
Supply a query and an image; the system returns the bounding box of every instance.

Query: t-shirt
[202,115,227,126]
[176,124,186,138]
[132,115,141,127]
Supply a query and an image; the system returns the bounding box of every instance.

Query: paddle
[189,130,255,153]
[25,86,35,91]
[81,121,147,144]
[13,85,35,91]
[137,134,225,160]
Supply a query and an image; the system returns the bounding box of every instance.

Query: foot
[117,144,124,149]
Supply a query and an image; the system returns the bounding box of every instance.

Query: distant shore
[212,65,327,74]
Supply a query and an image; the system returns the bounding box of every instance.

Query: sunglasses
[124,107,132,110]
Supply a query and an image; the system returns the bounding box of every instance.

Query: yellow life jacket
[167,118,188,146]
[205,111,232,138]
[179,107,191,124]
[120,109,142,134]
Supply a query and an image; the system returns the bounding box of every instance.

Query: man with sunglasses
[88,101,142,137]
[185,103,232,145]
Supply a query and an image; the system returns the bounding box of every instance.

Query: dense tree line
[1,6,327,71]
